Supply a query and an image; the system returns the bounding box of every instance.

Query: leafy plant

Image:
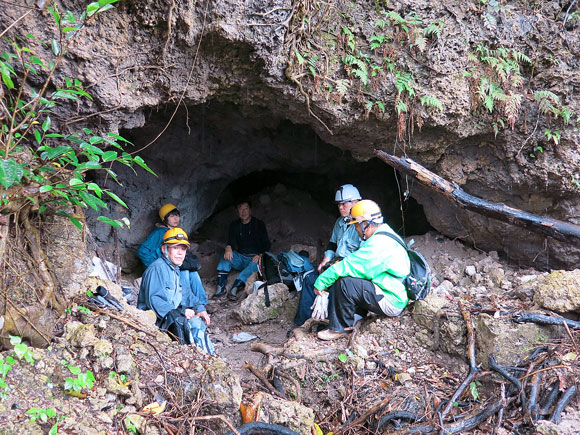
[64,364,95,393]
[26,407,57,422]
[77,305,91,315]
[0,0,155,229]
[10,335,35,364]
[469,380,482,401]
[544,129,561,145]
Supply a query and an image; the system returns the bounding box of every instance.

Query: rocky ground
[0,233,579,434]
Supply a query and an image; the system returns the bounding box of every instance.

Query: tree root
[550,385,577,424]
[440,300,479,420]
[225,422,298,435]
[513,312,580,330]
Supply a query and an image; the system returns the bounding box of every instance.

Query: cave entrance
[93,101,431,274]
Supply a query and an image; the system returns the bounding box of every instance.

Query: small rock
[465,265,476,276]
[116,353,135,374]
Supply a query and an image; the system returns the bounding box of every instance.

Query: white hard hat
[335,184,361,203]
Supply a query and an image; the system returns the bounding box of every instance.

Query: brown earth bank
[1,0,579,269]
[0,229,578,434]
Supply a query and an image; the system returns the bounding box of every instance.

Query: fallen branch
[374,150,580,245]
[440,300,479,420]
[513,312,580,330]
[335,398,390,434]
[244,362,285,399]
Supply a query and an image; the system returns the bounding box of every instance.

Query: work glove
[310,292,329,320]
[94,286,124,311]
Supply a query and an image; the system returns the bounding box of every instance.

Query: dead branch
[374,150,580,245]
[88,305,157,337]
[440,300,479,420]
[276,369,301,402]
[336,398,390,434]
[244,362,285,399]
[250,342,285,356]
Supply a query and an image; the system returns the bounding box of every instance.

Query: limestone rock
[534,270,580,313]
[474,313,561,368]
[236,282,290,324]
[65,322,98,347]
[256,393,315,434]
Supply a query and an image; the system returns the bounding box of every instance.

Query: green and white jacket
[314,223,410,310]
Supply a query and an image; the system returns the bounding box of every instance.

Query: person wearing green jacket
[313,199,410,341]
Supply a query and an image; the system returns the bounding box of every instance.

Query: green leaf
[87,182,102,196]
[50,39,60,56]
[86,2,100,16]
[104,190,127,207]
[68,216,83,230]
[69,178,83,186]
[42,116,51,132]
[107,132,132,144]
[34,129,43,144]
[0,159,25,188]
[49,424,58,435]
[80,142,104,156]
[133,156,157,176]
[40,146,72,160]
[102,150,118,162]
[68,365,81,375]
[39,185,54,193]
[338,353,347,363]
[97,216,123,228]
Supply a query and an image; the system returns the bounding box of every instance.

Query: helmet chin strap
[361,221,370,240]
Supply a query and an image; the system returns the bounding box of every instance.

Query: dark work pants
[328,277,387,332]
[293,270,319,326]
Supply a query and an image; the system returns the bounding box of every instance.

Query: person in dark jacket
[214,199,271,301]
[138,228,212,352]
[137,203,208,306]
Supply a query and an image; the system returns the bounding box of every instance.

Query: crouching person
[138,227,214,355]
[313,200,410,341]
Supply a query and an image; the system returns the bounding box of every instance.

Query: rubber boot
[227,279,245,301]
[213,273,228,299]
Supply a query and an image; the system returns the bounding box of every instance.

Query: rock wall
[2,0,579,268]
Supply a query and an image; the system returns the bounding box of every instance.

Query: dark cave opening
[90,101,432,272]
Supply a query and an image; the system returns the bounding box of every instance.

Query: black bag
[376,231,431,301]
[257,252,282,307]
[180,252,202,272]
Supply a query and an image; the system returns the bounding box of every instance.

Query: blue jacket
[137,225,168,267]
[138,255,207,325]
[324,217,361,260]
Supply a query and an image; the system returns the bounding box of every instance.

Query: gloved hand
[310,292,329,320]
[95,286,124,311]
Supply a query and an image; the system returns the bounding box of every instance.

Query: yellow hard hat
[159,203,178,221]
[348,200,383,225]
[163,227,190,246]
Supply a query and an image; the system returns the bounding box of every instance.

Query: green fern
[336,79,349,95]
[420,95,443,111]
[375,101,386,112]
[423,20,445,38]
[534,90,559,115]
[395,98,408,115]
[395,71,415,97]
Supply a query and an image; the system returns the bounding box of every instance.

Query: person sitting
[293,184,362,326]
[318,184,362,272]
[138,227,213,354]
[137,203,208,306]
[214,199,271,301]
[313,200,410,341]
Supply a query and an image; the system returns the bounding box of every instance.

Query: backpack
[376,231,431,301]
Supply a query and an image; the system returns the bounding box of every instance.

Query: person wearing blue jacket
[137,204,208,306]
[138,228,211,342]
